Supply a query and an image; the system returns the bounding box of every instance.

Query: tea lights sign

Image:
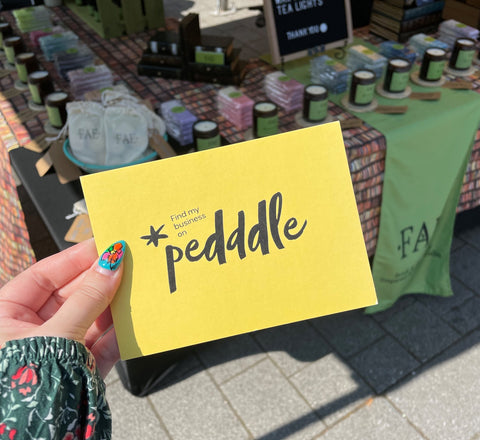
[263,0,353,65]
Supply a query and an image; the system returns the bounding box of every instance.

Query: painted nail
[97,240,126,271]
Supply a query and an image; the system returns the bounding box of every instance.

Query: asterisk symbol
[141,225,168,247]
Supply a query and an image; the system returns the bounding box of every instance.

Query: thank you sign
[264,0,353,64]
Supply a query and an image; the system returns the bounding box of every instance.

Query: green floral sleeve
[0,337,111,440]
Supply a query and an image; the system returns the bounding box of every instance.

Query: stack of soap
[160,99,197,146]
[437,19,479,47]
[346,45,387,79]
[54,44,95,79]
[217,86,254,130]
[378,41,417,64]
[30,26,64,47]
[408,33,449,57]
[39,31,79,61]
[13,6,52,33]
[264,71,303,113]
[68,64,114,99]
[310,55,351,94]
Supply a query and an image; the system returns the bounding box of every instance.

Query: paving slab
[221,358,326,440]
[387,330,480,440]
[441,295,480,334]
[149,369,249,440]
[418,277,474,316]
[195,333,266,384]
[381,301,460,362]
[349,335,420,394]
[107,381,170,440]
[317,397,425,440]
[456,224,480,251]
[254,321,331,377]
[450,244,480,293]
[310,310,385,358]
[290,353,372,427]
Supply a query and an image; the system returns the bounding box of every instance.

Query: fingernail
[97,240,126,272]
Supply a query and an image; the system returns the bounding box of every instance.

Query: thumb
[42,240,126,343]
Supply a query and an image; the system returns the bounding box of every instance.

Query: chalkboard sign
[264,0,353,65]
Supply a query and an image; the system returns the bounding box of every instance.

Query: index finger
[0,239,98,312]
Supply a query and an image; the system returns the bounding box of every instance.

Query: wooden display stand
[65,0,165,39]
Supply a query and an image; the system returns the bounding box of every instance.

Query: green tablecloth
[281,50,480,312]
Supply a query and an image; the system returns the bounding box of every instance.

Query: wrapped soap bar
[264,71,303,113]
[346,45,387,80]
[54,44,95,79]
[13,6,52,33]
[438,19,479,48]
[68,64,114,99]
[160,99,197,146]
[39,31,79,61]
[408,33,449,58]
[379,41,417,64]
[310,55,351,94]
[217,86,254,130]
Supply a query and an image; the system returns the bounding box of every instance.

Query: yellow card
[81,122,377,359]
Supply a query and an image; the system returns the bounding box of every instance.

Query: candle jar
[303,84,328,122]
[449,38,476,71]
[28,71,54,106]
[46,91,69,128]
[383,58,411,93]
[3,36,24,65]
[193,120,221,151]
[253,101,278,138]
[349,70,376,106]
[15,52,38,84]
[419,47,446,81]
[0,22,12,51]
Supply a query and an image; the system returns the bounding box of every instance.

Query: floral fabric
[0,337,111,439]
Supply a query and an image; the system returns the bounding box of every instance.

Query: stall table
[3,4,480,395]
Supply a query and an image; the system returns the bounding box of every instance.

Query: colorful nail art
[98,240,126,271]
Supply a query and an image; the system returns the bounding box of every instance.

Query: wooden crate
[65,0,165,39]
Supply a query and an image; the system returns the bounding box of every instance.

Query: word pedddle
[165,192,307,293]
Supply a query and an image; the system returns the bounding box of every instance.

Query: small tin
[349,69,376,106]
[419,47,446,81]
[449,38,476,70]
[28,71,54,106]
[0,22,12,50]
[253,101,278,138]
[3,36,24,65]
[15,52,38,84]
[383,58,411,93]
[303,84,328,122]
[193,120,221,151]
[46,91,69,128]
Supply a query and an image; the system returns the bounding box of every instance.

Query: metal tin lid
[352,69,376,84]
[253,101,278,117]
[305,84,328,100]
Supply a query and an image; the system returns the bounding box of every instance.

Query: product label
[46,105,63,128]
[195,51,224,65]
[16,63,28,83]
[196,134,221,151]
[455,50,474,70]
[256,115,279,137]
[388,71,409,92]
[354,83,375,105]
[426,60,445,81]
[308,100,328,121]
[28,83,41,104]
[4,46,15,64]
[171,106,185,113]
